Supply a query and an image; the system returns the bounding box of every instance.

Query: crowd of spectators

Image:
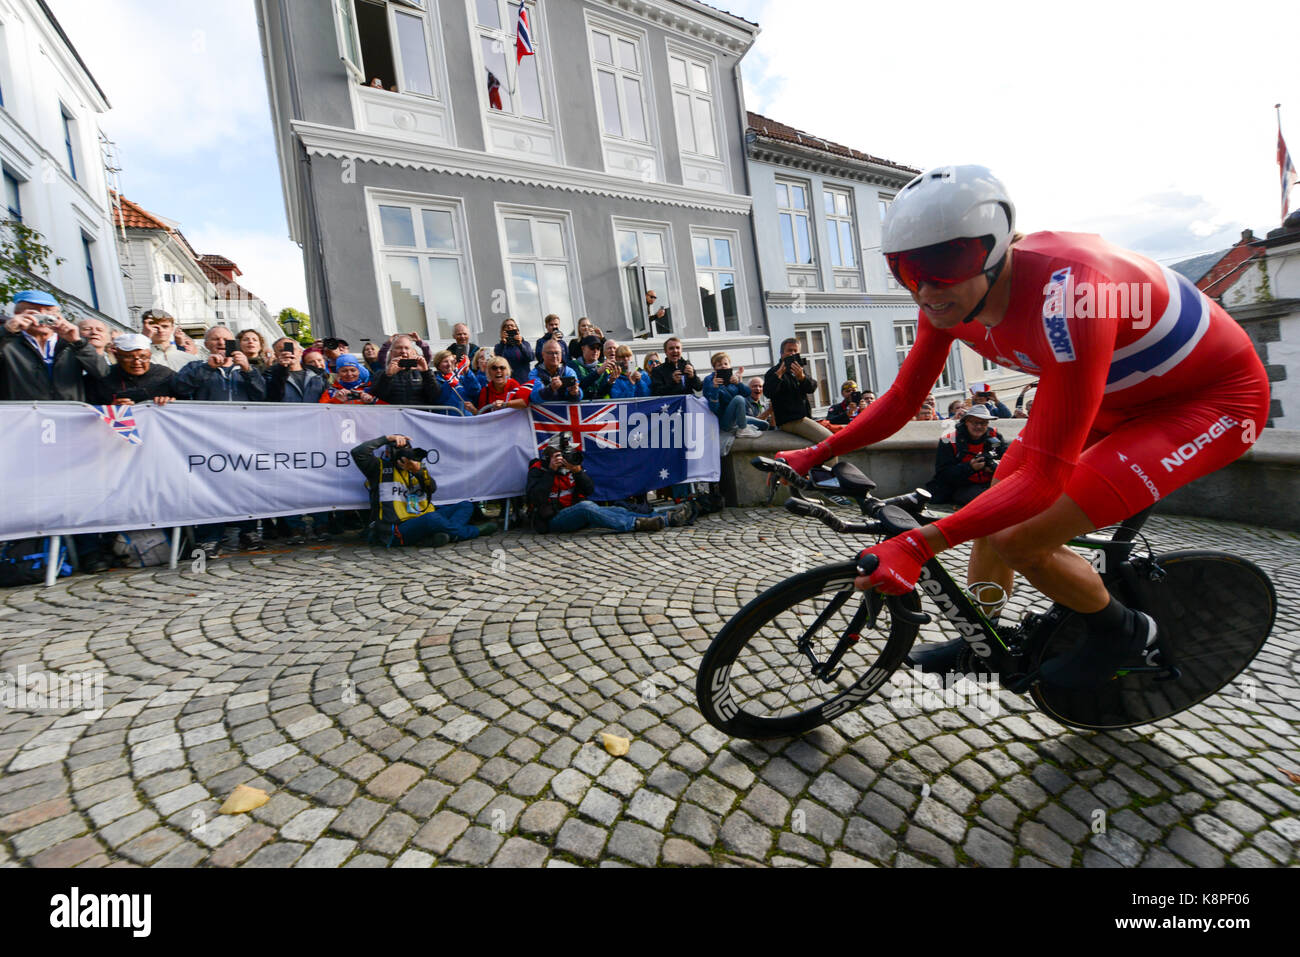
[1,286,1046,574]
[0,294,730,575]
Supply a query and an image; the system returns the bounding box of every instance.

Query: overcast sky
[47,0,1300,316]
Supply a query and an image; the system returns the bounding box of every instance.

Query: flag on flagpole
[487,69,503,110]
[1279,116,1298,220]
[91,405,143,446]
[515,2,535,65]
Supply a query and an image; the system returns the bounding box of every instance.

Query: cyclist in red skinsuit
[777,166,1270,689]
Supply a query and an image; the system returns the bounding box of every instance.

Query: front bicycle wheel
[695,561,922,740]
[1031,551,1277,730]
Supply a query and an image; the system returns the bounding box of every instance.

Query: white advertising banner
[0,403,537,538]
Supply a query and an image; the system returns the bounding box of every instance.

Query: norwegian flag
[92,404,143,446]
[1279,121,1298,219]
[487,69,502,110]
[515,2,534,65]
[531,402,619,453]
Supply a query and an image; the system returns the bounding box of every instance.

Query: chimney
[1240,228,1254,243]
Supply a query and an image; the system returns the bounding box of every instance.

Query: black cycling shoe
[1039,611,1158,690]
[906,637,968,674]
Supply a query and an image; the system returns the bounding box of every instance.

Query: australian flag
[530,395,719,500]
[91,404,143,446]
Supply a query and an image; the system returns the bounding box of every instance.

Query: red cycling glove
[857,530,935,595]
[776,440,834,477]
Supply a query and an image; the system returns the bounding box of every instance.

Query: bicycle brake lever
[887,596,931,625]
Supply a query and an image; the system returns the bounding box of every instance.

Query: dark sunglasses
[886,236,993,293]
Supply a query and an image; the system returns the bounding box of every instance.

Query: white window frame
[840,322,876,394]
[613,217,678,338]
[471,0,550,124]
[690,227,746,337]
[667,43,729,192]
[824,184,861,290]
[333,0,366,81]
[367,189,480,341]
[333,0,442,97]
[776,176,819,289]
[794,324,834,413]
[584,12,660,181]
[895,319,960,393]
[878,193,901,291]
[495,203,584,342]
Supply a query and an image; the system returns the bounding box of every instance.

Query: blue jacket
[610,372,651,399]
[173,359,267,401]
[528,363,584,403]
[701,374,749,418]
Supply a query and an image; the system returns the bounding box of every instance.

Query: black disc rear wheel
[695,561,921,740]
[1031,551,1276,730]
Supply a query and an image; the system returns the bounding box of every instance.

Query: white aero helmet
[883,165,1015,267]
[882,165,1015,322]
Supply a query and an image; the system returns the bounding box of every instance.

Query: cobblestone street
[1,510,1297,869]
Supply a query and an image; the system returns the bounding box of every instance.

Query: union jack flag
[515,1,534,64]
[91,404,143,446]
[531,402,619,453]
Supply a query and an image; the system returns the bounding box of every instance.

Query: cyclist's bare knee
[987,524,1059,574]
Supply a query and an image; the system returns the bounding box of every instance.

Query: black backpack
[0,538,71,587]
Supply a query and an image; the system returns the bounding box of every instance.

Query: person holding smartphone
[494,317,534,382]
[534,313,570,366]
[172,325,267,401]
[372,335,462,411]
[610,344,650,398]
[702,351,761,438]
[649,337,701,396]
[764,338,834,459]
[528,339,583,403]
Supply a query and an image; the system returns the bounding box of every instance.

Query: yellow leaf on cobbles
[219,784,269,814]
[600,733,630,757]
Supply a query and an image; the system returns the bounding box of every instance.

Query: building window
[589,26,649,144]
[878,194,901,290]
[668,51,717,159]
[81,234,99,311]
[692,230,742,334]
[615,221,674,337]
[981,355,999,373]
[475,0,545,120]
[795,325,833,411]
[335,0,437,96]
[3,169,20,223]
[375,197,476,341]
[499,208,578,342]
[776,179,815,267]
[61,105,78,180]
[163,273,185,284]
[895,319,959,393]
[824,186,861,289]
[841,323,875,393]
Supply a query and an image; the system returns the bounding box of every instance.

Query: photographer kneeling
[526,439,687,534]
[351,434,495,546]
[923,405,1006,508]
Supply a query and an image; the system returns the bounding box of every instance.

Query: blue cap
[13,289,58,307]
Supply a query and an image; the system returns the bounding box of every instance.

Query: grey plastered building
[745,113,940,414]
[256,0,772,371]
